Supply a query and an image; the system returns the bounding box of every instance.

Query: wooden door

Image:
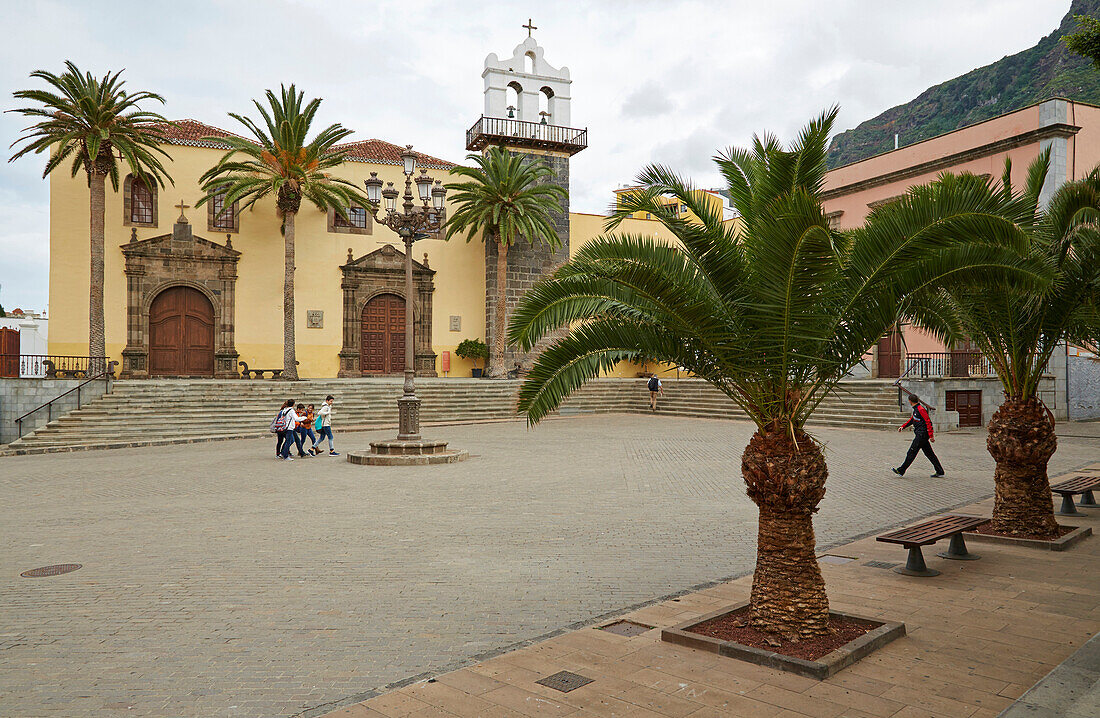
[360,294,405,375]
[950,340,979,378]
[946,390,982,427]
[148,286,215,377]
[877,329,903,378]
[0,327,18,377]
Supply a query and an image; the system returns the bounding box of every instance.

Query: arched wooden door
[361,294,405,375]
[148,286,215,377]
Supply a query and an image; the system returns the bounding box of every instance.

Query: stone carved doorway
[149,286,215,377]
[360,293,405,375]
[120,217,240,378]
[338,245,436,377]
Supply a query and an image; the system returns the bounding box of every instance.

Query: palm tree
[892,155,1100,538]
[9,62,173,368]
[507,108,1035,638]
[197,85,367,380]
[444,146,567,377]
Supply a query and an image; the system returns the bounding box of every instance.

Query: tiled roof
[333,139,456,170]
[148,120,457,168]
[147,119,243,149]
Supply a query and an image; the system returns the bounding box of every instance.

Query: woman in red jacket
[893,394,945,478]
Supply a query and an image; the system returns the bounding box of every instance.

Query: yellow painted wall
[48,141,487,378]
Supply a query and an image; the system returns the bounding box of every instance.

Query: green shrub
[455,338,489,368]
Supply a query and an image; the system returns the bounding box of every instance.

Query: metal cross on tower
[523,18,537,37]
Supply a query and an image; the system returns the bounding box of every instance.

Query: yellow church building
[47,36,681,380]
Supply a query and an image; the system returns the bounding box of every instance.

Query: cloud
[621,83,674,119]
[0,0,1073,310]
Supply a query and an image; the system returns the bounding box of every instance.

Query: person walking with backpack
[893,394,945,478]
[273,400,293,458]
[315,395,339,456]
[647,374,664,411]
[277,400,303,461]
[291,403,310,458]
[302,403,320,456]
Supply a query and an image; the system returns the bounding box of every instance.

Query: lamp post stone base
[347,439,469,466]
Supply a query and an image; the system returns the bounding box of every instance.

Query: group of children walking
[272,395,338,460]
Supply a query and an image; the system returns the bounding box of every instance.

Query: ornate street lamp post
[349,147,466,465]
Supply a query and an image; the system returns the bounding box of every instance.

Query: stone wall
[0,378,112,445]
[485,150,570,371]
[1068,354,1100,420]
[902,375,1061,433]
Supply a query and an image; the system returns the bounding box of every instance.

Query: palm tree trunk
[742,428,831,639]
[282,211,299,380]
[988,396,1058,537]
[491,239,509,378]
[88,173,107,373]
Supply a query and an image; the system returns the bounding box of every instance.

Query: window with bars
[130,178,155,224]
[333,205,367,229]
[210,191,237,230]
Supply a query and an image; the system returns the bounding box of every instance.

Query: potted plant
[456,338,489,378]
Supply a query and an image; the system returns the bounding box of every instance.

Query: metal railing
[466,116,588,153]
[0,354,110,379]
[12,361,117,440]
[901,352,996,379]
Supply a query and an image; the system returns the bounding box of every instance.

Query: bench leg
[1055,492,1081,516]
[893,546,940,577]
[1078,490,1099,509]
[938,532,979,561]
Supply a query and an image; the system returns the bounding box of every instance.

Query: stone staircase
[566,378,906,430]
[3,377,907,455]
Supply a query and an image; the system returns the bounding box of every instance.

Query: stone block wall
[903,375,1061,433]
[0,378,112,445]
[1068,354,1100,420]
[485,150,570,371]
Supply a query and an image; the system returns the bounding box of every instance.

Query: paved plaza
[1,414,1096,717]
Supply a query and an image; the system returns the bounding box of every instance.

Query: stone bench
[238,361,285,380]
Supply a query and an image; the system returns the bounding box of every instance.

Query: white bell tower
[482,30,572,127]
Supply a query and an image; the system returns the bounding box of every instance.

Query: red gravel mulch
[967,523,1076,540]
[686,606,882,661]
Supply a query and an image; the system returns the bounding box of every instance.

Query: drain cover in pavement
[818,554,858,565]
[21,564,81,578]
[865,560,899,569]
[599,620,653,637]
[536,671,593,693]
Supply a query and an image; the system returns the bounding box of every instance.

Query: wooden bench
[1050,476,1100,516]
[238,361,287,380]
[876,515,989,577]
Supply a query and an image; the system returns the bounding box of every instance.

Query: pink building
[822,97,1096,380]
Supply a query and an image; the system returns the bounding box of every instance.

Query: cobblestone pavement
[1,415,1095,717]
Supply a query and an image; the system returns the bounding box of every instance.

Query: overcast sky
[0,0,1072,312]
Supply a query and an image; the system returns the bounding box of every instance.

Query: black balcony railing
[902,352,996,379]
[0,354,111,379]
[466,116,588,155]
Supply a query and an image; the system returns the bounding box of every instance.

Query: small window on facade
[211,191,236,231]
[333,205,367,229]
[130,177,154,224]
[680,204,688,213]
[645,212,651,220]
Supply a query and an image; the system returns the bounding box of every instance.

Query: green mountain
[826,0,1100,168]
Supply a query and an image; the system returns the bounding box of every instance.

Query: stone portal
[338,245,436,377]
[120,216,240,378]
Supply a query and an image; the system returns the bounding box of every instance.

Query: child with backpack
[271,400,298,460]
[301,403,320,456]
[314,395,339,456]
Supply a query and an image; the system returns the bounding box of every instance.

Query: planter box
[964,525,1092,551]
[662,601,905,680]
